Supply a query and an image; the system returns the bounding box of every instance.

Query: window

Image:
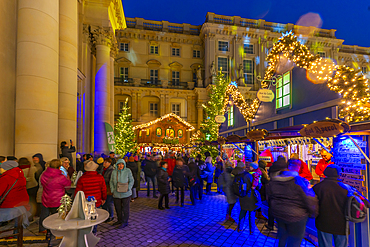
[150,45,158,54]
[149,103,158,117]
[120,43,129,52]
[243,59,254,84]
[362,66,368,74]
[150,69,158,83]
[119,101,125,112]
[317,51,326,58]
[172,71,180,85]
[120,67,128,81]
[193,50,201,58]
[228,105,234,126]
[218,57,228,78]
[171,48,180,56]
[218,41,229,52]
[276,71,291,109]
[172,104,180,116]
[244,44,254,54]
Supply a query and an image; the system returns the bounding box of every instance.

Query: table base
[51,227,100,247]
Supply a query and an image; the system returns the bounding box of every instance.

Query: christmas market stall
[133,113,195,154]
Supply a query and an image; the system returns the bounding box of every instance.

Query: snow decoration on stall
[220,31,370,122]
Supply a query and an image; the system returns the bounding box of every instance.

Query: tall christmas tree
[196,71,229,159]
[115,98,136,156]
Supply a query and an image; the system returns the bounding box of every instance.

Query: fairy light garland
[133,113,195,131]
[223,31,370,123]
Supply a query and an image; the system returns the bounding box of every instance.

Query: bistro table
[43,208,108,247]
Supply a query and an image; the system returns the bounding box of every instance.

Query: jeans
[227,203,235,215]
[113,197,130,224]
[176,186,185,204]
[238,210,255,233]
[146,176,156,196]
[197,178,203,200]
[158,193,169,208]
[276,217,308,247]
[206,183,212,194]
[317,230,347,247]
[92,206,101,234]
[39,205,58,233]
[102,195,114,218]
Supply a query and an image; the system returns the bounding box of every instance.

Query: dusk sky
[123,0,370,47]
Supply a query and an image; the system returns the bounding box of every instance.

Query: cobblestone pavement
[1,186,315,247]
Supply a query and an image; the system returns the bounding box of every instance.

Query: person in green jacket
[110,159,134,228]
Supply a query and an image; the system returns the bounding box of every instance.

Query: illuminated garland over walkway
[224,32,370,122]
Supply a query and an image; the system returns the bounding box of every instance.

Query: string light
[133,113,195,131]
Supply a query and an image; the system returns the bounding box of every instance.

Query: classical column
[187,95,192,122]
[131,93,137,121]
[160,94,165,116]
[0,0,17,155]
[15,0,59,160]
[196,102,204,130]
[92,27,113,154]
[110,56,115,126]
[58,0,78,159]
[137,93,142,121]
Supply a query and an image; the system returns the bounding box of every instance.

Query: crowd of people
[0,143,369,247]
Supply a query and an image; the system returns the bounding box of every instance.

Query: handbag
[0,178,19,206]
[116,171,129,193]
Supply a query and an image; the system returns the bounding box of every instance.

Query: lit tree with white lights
[115,98,136,156]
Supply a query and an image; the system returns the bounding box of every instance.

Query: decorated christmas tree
[196,71,229,159]
[58,194,72,219]
[115,98,136,156]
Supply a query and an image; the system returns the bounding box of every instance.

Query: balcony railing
[141,79,162,86]
[114,77,134,86]
[168,81,188,89]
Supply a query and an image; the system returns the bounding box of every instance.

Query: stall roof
[133,113,195,131]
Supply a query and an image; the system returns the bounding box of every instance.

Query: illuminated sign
[299,119,350,138]
[257,89,275,102]
[247,129,268,141]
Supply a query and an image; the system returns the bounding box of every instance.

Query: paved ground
[0,185,315,247]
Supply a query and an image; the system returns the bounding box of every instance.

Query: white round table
[43,208,109,247]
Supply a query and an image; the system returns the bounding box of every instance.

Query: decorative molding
[91,26,114,47]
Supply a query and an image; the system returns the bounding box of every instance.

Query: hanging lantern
[276,54,295,75]
[306,58,336,84]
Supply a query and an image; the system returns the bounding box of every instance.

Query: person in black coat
[232,161,258,234]
[143,155,158,198]
[157,161,170,210]
[172,158,189,207]
[60,141,76,167]
[267,159,318,247]
[195,154,205,199]
[312,165,350,247]
[126,156,139,201]
[187,158,200,205]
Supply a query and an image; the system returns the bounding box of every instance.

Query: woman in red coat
[0,160,30,210]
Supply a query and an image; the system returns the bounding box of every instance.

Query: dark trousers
[276,217,308,247]
[39,205,58,233]
[206,183,212,193]
[27,186,38,219]
[158,193,169,208]
[227,203,235,215]
[214,177,222,193]
[169,176,174,193]
[146,176,156,196]
[176,186,185,204]
[189,186,196,205]
[317,230,347,247]
[113,197,130,224]
[102,195,114,218]
[197,178,203,199]
[238,210,255,233]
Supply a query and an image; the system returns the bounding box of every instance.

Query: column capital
[91,26,114,47]
[110,37,118,58]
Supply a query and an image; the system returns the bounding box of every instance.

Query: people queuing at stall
[1,142,370,247]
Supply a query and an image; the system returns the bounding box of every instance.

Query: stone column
[15,0,59,161]
[0,0,17,155]
[196,102,204,130]
[110,55,115,127]
[59,0,78,159]
[137,93,142,121]
[92,27,113,154]
[131,93,137,121]
[160,94,165,116]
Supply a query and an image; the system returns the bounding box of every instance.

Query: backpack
[340,183,369,223]
[232,172,248,197]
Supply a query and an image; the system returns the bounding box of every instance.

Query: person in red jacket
[164,152,176,194]
[74,161,106,234]
[315,149,334,179]
[0,160,30,210]
[290,153,313,181]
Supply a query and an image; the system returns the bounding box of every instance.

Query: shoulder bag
[0,178,19,206]
[116,170,129,193]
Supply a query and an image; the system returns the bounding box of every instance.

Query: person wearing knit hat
[74,160,106,234]
[313,164,349,247]
[0,160,30,213]
[110,158,134,228]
